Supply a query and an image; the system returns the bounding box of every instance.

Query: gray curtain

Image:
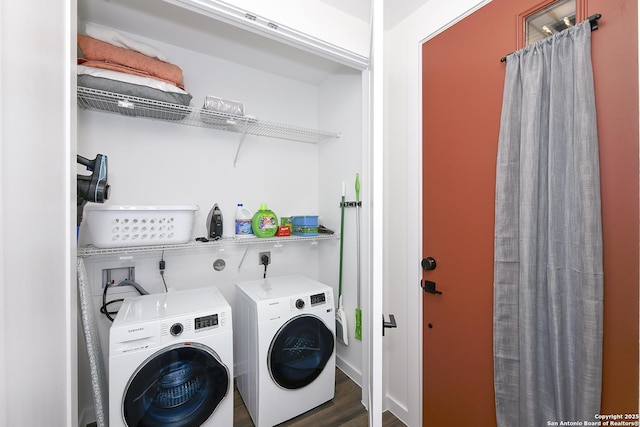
[493,20,603,427]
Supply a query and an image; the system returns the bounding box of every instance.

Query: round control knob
[295,299,305,309]
[170,323,183,336]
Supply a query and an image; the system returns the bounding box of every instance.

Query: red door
[422,0,638,425]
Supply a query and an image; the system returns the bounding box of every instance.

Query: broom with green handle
[355,173,362,340]
[336,182,348,345]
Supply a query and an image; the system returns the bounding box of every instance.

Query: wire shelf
[77,87,340,144]
[78,234,339,257]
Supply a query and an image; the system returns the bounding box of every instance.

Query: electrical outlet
[259,251,271,265]
[102,266,135,288]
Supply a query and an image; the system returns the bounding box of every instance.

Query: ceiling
[319,0,432,29]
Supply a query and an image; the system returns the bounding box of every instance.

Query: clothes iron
[206,203,223,240]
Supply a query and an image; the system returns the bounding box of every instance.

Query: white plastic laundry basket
[84,205,199,248]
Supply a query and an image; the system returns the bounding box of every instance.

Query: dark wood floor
[233,368,406,427]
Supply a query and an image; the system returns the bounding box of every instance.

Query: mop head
[336,296,348,345]
[355,308,362,340]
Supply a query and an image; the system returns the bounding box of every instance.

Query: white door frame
[368,0,384,425]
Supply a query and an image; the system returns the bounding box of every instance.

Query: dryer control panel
[310,292,326,306]
[290,292,329,312]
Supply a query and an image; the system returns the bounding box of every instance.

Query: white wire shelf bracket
[77,87,340,144]
[77,234,339,257]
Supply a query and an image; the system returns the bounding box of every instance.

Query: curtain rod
[500,13,601,62]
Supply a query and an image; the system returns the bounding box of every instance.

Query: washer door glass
[122,343,229,427]
[269,314,335,389]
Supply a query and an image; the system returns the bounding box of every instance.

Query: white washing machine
[235,274,336,427]
[109,286,233,427]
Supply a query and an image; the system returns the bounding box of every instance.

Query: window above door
[525,0,576,45]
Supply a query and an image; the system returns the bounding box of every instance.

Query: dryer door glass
[122,343,229,427]
[268,314,335,389]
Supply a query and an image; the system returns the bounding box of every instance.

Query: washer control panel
[159,310,229,340]
[195,313,219,331]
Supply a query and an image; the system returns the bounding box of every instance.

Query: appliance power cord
[100,279,150,322]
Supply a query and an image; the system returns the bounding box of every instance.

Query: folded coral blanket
[78,34,184,89]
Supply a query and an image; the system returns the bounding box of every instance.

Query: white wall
[318,71,367,382]
[0,1,77,427]
[383,1,491,425]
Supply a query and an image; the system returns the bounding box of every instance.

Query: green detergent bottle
[252,203,278,238]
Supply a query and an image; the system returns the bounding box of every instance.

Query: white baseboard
[336,354,362,387]
[385,393,409,426]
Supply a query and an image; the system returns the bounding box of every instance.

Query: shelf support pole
[237,246,250,272]
[233,118,251,167]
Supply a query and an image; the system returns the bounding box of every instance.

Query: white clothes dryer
[109,287,233,427]
[235,275,336,427]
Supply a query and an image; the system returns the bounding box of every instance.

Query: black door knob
[421,257,437,271]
